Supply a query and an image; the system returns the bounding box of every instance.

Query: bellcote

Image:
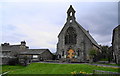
[67,5,76,22]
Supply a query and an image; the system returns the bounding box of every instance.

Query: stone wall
[40,50,53,60]
[112,25,120,64]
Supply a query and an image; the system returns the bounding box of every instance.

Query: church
[56,5,101,62]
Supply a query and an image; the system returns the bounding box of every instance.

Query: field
[2,63,119,74]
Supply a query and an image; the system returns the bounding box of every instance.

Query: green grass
[1,65,25,73]
[2,63,119,74]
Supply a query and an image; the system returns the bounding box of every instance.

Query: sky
[0,1,119,53]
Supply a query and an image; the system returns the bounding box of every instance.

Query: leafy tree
[20,56,31,66]
[101,45,109,59]
[98,45,113,63]
[89,48,99,63]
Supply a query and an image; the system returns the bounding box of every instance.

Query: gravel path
[89,64,120,68]
[35,61,120,68]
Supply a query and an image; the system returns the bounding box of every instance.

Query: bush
[100,58,108,61]
[19,56,31,66]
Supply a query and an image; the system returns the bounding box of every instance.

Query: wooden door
[67,49,75,58]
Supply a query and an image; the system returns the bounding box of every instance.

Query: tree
[97,45,113,63]
[89,48,99,63]
[19,56,31,66]
[101,45,109,59]
[108,46,113,63]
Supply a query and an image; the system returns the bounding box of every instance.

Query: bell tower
[67,5,76,22]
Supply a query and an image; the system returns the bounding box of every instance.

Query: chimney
[21,41,26,46]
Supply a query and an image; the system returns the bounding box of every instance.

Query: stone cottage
[56,5,101,62]
[1,41,29,65]
[19,49,53,62]
[1,41,53,65]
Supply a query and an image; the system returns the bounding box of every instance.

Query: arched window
[77,50,80,56]
[65,27,77,44]
[62,50,64,56]
[70,12,72,16]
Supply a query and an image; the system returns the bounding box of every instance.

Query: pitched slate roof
[114,25,120,30]
[75,22,100,48]
[1,50,11,52]
[1,43,29,52]
[19,49,50,55]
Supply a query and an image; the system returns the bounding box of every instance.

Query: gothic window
[77,50,80,56]
[65,27,77,44]
[62,50,64,56]
[58,54,61,59]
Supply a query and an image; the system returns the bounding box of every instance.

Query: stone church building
[56,5,100,62]
[112,25,120,64]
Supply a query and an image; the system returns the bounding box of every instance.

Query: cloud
[0,0,119,2]
[1,2,118,53]
[76,2,118,46]
[118,1,120,25]
[1,2,65,52]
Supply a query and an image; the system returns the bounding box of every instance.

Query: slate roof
[19,49,49,55]
[1,44,29,52]
[1,50,11,52]
[75,22,100,48]
[114,25,120,31]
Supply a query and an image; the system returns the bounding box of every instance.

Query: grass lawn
[2,63,120,74]
[1,65,25,73]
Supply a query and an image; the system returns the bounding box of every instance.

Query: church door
[67,49,75,58]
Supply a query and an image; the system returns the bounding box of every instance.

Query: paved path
[0,71,10,76]
[89,64,120,68]
[35,61,120,68]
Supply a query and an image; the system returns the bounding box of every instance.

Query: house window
[33,55,38,58]
[65,27,77,45]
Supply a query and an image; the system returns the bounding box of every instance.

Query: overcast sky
[0,1,119,53]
